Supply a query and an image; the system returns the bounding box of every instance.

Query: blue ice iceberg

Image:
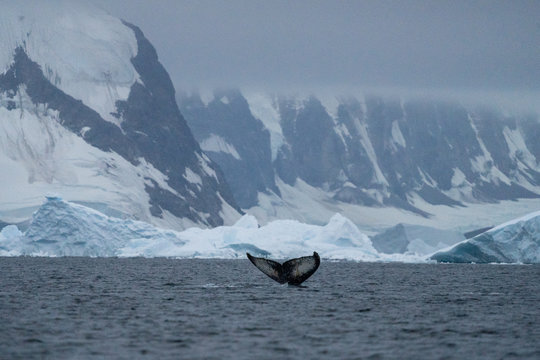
[1,197,183,256]
[431,211,540,263]
[0,197,393,260]
[5,197,536,263]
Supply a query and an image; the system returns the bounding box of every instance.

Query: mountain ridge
[179,89,540,230]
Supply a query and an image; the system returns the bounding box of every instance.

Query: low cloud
[97,0,540,110]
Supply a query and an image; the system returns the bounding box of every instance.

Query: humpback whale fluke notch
[246,252,320,285]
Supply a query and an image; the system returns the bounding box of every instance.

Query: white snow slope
[0,1,238,230]
[0,0,138,125]
[0,1,142,222]
[0,93,162,224]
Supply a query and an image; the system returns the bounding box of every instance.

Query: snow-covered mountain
[178,89,540,231]
[431,210,540,263]
[2,1,539,237]
[0,1,241,230]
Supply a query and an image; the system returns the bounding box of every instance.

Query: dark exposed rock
[178,89,277,208]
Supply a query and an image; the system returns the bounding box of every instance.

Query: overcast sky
[94,0,539,98]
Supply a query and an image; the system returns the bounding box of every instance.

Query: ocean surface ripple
[0,258,539,359]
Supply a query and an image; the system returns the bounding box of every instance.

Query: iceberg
[431,211,540,263]
[0,224,23,256]
[2,197,538,263]
[0,197,403,261]
[120,213,385,260]
[5,196,183,257]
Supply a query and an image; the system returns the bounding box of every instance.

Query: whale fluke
[246,252,320,285]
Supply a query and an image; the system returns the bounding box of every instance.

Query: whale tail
[246,252,320,285]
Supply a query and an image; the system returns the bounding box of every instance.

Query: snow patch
[139,158,179,195]
[200,134,241,160]
[317,93,340,119]
[197,153,217,179]
[183,168,202,186]
[390,120,406,149]
[243,92,285,161]
[352,115,389,186]
[468,114,512,186]
[503,126,538,170]
[198,88,214,107]
[1,1,140,125]
[333,120,351,153]
[450,168,467,187]
[217,193,243,226]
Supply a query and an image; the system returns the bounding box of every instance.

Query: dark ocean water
[0,258,539,360]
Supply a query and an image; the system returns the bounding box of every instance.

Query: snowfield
[1,197,538,263]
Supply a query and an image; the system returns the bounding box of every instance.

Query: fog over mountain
[96,0,539,111]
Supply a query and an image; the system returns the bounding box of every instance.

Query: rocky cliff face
[0,2,240,229]
[179,90,540,226]
[179,90,278,208]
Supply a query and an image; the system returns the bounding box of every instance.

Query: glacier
[431,211,540,264]
[1,197,538,263]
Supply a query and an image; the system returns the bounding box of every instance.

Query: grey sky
[94,0,540,96]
